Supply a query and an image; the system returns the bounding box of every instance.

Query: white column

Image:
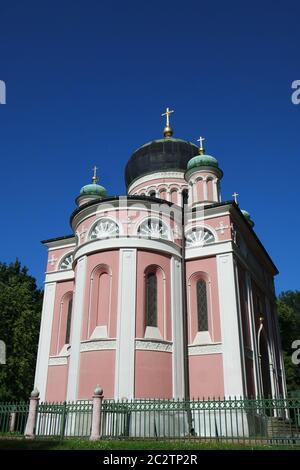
[34,282,56,401]
[171,256,185,398]
[213,179,218,202]
[66,255,87,401]
[166,188,171,202]
[114,249,137,399]
[265,297,277,399]
[217,253,245,397]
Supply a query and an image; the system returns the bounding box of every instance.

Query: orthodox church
[34,109,287,402]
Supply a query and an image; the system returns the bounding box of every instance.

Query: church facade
[34,110,287,402]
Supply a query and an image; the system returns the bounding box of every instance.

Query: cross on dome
[92,166,99,184]
[197,136,205,155]
[161,107,174,138]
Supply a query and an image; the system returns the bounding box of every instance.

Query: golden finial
[197,136,205,155]
[92,166,99,184]
[161,107,174,138]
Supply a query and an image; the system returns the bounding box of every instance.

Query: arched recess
[187,272,212,344]
[195,176,204,201]
[87,264,112,339]
[57,291,73,354]
[144,265,166,340]
[170,188,178,205]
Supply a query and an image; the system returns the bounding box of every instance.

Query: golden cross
[161,107,174,127]
[92,166,99,184]
[232,192,239,204]
[197,136,205,151]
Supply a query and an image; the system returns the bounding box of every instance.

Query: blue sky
[0,0,299,293]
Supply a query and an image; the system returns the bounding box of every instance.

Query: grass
[0,437,299,450]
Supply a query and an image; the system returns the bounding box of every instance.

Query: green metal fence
[0,402,29,435]
[0,396,299,444]
[101,397,300,444]
[37,401,93,438]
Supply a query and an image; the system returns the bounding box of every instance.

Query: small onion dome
[79,183,107,198]
[241,209,255,227]
[187,154,219,170]
[185,153,223,180]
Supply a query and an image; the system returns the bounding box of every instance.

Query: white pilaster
[114,249,137,399]
[217,253,245,397]
[245,272,260,397]
[66,255,87,401]
[213,179,218,202]
[34,282,56,401]
[171,256,185,398]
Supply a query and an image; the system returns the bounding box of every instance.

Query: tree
[277,291,300,392]
[0,260,43,401]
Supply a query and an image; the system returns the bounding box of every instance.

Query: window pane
[146,273,157,327]
[197,280,208,331]
[65,298,73,344]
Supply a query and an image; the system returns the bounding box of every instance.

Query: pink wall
[50,280,74,356]
[78,350,115,399]
[186,257,221,343]
[47,247,75,272]
[45,364,69,401]
[189,355,224,398]
[135,351,173,398]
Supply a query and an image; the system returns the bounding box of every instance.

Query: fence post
[24,388,40,439]
[9,410,16,432]
[90,385,103,441]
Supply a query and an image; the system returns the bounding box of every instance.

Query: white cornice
[135,339,173,352]
[80,339,116,352]
[128,171,185,193]
[48,356,68,366]
[47,241,76,251]
[188,343,222,356]
[73,237,181,263]
[185,241,233,259]
[45,270,75,283]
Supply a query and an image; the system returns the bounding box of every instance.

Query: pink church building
[34,111,287,403]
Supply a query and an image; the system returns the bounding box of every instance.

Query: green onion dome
[187,154,219,170]
[241,209,255,227]
[79,183,107,198]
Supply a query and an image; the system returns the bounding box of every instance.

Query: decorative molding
[135,339,173,353]
[73,237,181,264]
[185,240,233,259]
[80,339,116,352]
[45,270,75,283]
[49,356,68,366]
[128,171,185,193]
[188,343,222,356]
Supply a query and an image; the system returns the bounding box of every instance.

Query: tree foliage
[0,260,43,401]
[277,291,300,392]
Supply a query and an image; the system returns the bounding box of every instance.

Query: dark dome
[125,137,199,188]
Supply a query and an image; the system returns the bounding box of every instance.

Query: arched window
[146,272,157,327]
[59,253,74,270]
[197,280,208,331]
[65,297,73,344]
[186,226,215,247]
[138,218,169,239]
[149,190,156,197]
[89,218,119,240]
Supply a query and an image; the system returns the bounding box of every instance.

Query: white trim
[170,257,185,399]
[128,171,185,193]
[34,283,56,401]
[114,249,137,399]
[185,240,233,259]
[144,326,163,341]
[66,255,87,401]
[135,339,173,352]
[45,270,74,283]
[80,339,116,351]
[73,237,181,263]
[46,240,76,250]
[49,356,68,366]
[188,343,222,356]
[217,253,245,397]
